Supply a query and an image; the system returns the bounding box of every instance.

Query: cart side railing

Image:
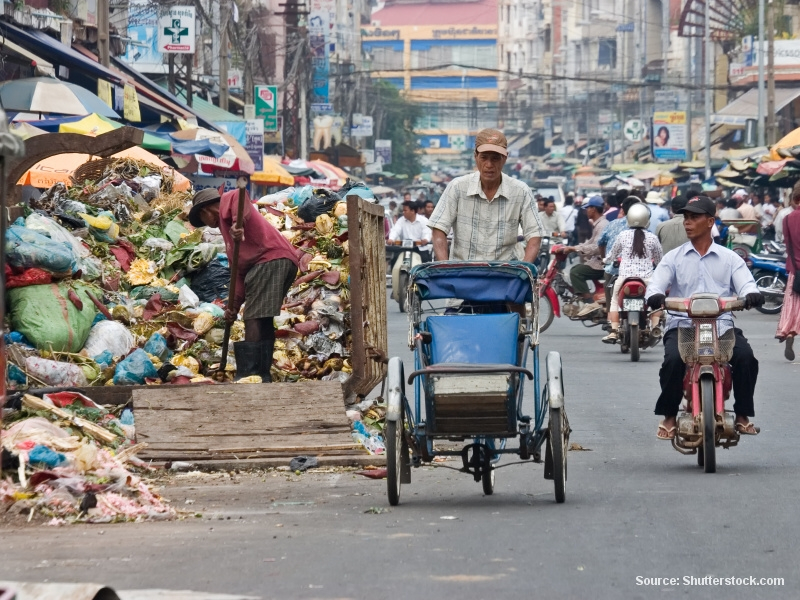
[344,194,388,402]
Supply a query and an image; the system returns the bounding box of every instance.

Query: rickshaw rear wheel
[482,467,495,495]
[549,407,568,503]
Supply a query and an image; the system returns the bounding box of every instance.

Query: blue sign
[616,22,635,33]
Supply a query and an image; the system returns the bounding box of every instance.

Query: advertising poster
[375,139,392,165]
[652,111,688,161]
[308,0,335,104]
[157,6,196,54]
[245,119,265,173]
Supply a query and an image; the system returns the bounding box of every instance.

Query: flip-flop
[657,422,676,440]
[735,422,760,436]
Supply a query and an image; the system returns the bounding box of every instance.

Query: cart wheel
[482,467,495,495]
[548,406,568,503]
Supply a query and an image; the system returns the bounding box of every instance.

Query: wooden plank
[133,381,359,461]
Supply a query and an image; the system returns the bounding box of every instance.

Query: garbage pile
[0,391,174,524]
[4,169,362,389]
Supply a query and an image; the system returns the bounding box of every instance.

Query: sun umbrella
[18,146,191,191]
[0,77,119,118]
[58,114,171,152]
[170,127,255,175]
[251,156,294,186]
[309,160,346,187]
[9,121,47,140]
[769,127,800,160]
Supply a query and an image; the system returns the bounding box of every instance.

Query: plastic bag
[178,285,200,308]
[25,356,89,387]
[143,333,173,362]
[113,349,158,385]
[192,312,215,334]
[142,237,175,253]
[289,185,313,206]
[80,211,120,243]
[297,188,341,223]
[25,213,90,258]
[93,350,114,368]
[9,283,98,352]
[338,178,375,200]
[131,175,162,201]
[6,267,52,289]
[5,226,77,276]
[28,445,67,468]
[189,258,230,303]
[83,320,136,358]
[186,243,218,272]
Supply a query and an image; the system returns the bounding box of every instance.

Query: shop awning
[712,87,800,126]
[507,130,538,156]
[0,35,54,76]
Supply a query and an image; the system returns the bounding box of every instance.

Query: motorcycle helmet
[626,203,651,229]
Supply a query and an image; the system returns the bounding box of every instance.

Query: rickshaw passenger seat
[428,314,519,366]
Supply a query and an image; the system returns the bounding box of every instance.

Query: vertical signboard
[651,111,689,161]
[245,119,265,173]
[255,85,279,132]
[375,139,392,165]
[158,6,196,54]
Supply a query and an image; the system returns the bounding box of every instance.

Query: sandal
[656,422,676,440]
[602,331,619,344]
[735,422,760,436]
[785,337,795,362]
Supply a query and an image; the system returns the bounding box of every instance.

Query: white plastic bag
[25,356,88,387]
[83,320,136,358]
[178,284,200,308]
[25,213,89,258]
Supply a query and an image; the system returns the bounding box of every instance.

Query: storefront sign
[245,119,264,172]
[255,85,279,131]
[158,6,196,54]
[123,84,141,122]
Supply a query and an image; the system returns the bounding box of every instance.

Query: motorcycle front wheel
[701,376,716,474]
[537,293,555,333]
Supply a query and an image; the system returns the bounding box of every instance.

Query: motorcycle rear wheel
[754,272,786,315]
[630,322,640,362]
[397,272,409,313]
[701,376,716,474]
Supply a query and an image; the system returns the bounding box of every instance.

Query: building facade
[365,0,499,166]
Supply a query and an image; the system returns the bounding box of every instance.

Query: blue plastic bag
[93,350,115,368]
[113,349,158,385]
[143,333,173,362]
[4,331,33,347]
[29,444,67,468]
[5,226,77,276]
[120,408,135,426]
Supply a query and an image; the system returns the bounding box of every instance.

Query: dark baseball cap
[677,195,716,217]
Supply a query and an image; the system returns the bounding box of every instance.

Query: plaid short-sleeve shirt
[427,172,542,261]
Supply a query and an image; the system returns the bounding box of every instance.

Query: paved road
[1,294,797,599]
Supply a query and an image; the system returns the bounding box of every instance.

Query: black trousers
[655,327,758,418]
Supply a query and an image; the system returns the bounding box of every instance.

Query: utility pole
[757,0,766,146]
[184,54,194,107]
[766,0,776,145]
[219,0,230,112]
[168,55,176,95]
[97,0,110,67]
[703,0,712,180]
[299,73,307,159]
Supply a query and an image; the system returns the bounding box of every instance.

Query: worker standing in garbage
[188,189,300,382]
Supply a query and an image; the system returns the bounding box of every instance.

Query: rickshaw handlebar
[407,364,534,385]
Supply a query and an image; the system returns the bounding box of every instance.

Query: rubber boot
[259,338,275,383]
[233,341,262,380]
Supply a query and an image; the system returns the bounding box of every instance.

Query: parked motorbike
[616,277,661,361]
[387,241,424,312]
[748,252,787,315]
[538,244,607,333]
[665,294,747,473]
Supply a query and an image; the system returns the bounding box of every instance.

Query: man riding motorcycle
[644,196,765,440]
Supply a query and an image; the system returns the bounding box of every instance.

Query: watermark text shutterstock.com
[636,576,784,587]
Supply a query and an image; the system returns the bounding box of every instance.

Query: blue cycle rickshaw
[385,261,570,505]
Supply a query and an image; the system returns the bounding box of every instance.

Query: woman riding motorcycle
[602,203,664,344]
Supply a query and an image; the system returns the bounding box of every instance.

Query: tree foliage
[368,80,422,178]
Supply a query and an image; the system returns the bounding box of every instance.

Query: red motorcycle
[616,277,661,361]
[538,244,608,332]
[665,293,745,473]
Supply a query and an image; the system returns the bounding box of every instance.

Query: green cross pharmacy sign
[158,7,196,54]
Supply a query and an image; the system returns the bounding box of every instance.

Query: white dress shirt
[646,241,758,333]
[389,216,432,252]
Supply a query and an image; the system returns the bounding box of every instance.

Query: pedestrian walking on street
[776,184,800,361]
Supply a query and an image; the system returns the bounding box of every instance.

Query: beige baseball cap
[475,128,508,156]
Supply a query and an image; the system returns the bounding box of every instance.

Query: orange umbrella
[769,126,800,160]
[251,156,294,186]
[18,145,191,191]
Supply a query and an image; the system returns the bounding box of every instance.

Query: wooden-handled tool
[215,179,248,380]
